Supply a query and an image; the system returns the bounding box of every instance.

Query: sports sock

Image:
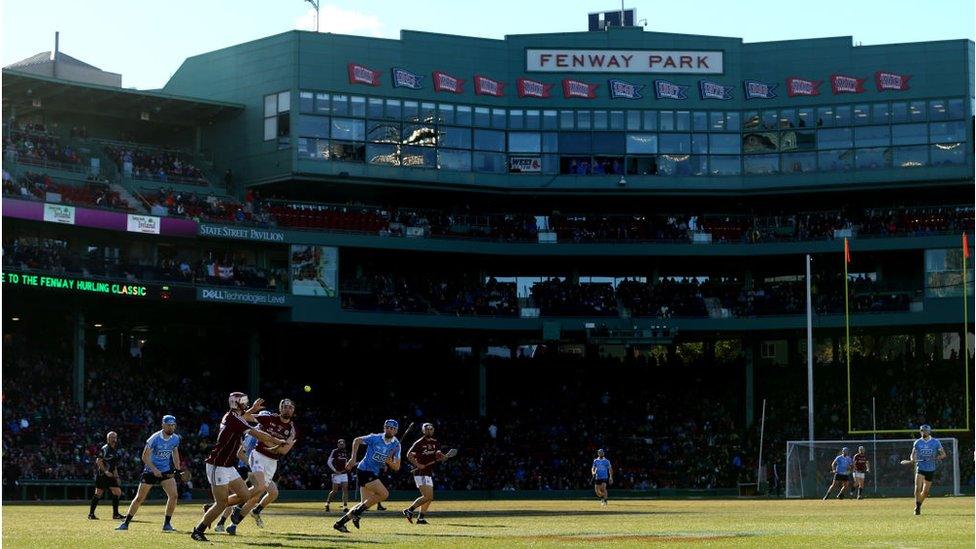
[112,495,120,515]
[164,515,172,525]
[124,514,133,525]
[89,494,100,515]
[216,516,227,526]
[253,504,263,515]
[417,512,424,519]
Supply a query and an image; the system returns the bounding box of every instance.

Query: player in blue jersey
[910,424,946,515]
[822,447,853,500]
[591,449,613,506]
[333,419,401,533]
[116,415,184,532]
[214,433,258,533]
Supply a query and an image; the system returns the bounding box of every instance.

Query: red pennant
[844,238,851,264]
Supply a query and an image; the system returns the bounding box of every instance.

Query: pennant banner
[743,80,777,100]
[607,79,644,100]
[699,80,734,100]
[875,71,911,91]
[653,79,688,100]
[347,63,381,86]
[432,71,465,93]
[474,75,505,97]
[391,67,423,89]
[562,78,598,99]
[830,74,866,95]
[516,78,553,98]
[786,77,822,97]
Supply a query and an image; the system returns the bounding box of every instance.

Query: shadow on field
[212,532,383,548]
[284,508,682,519]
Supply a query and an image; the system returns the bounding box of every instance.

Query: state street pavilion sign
[526,49,723,74]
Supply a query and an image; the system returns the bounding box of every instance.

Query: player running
[591,449,613,506]
[89,431,123,520]
[402,423,457,524]
[189,393,286,542]
[910,424,946,516]
[851,446,870,499]
[116,415,183,532]
[822,447,853,500]
[333,419,402,533]
[325,438,350,513]
[214,433,258,532]
[223,399,298,534]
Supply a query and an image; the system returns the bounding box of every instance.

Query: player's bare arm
[172,446,182,474]
[246,427,285,448]
[345,437,364,470]
[240,398,266,422]
[386,454,401,472]
[142,445,161,477]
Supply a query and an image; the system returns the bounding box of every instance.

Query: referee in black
[89,431,124,520]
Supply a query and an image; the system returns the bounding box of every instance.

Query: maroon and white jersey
[852,453,869,472]
[254,413,297,460]
[408,436,441,476]
[205,411,251,467]
[328,448,349,472]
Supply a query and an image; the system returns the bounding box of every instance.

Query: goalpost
[785,438,961,498]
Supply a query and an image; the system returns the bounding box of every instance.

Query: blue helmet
[919,424,932,433]
[384,419,399,430]
[162,415,177,425]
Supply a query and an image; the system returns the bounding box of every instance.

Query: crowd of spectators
[341,272,518,316]
[142,187,260,223]
[105,145,207,185]
[530,279,617,316]
[4,125,85,168]
[3,171,131,210]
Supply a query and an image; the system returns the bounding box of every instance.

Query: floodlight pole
[806,254,814,461]
[305,0,320,32]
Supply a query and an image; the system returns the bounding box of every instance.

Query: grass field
[3,497,973,547]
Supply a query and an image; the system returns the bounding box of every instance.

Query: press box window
[263,91,291,145]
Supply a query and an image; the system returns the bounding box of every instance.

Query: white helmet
[228,392,249,411]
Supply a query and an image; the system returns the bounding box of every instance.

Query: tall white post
[757,398,767,490]
[806,254,815,461]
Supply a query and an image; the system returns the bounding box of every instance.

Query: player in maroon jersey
[325,439,350,512]
[189,392,286,542]
[851,445,870,499]
[222,399,298,534]
[401,423,457,524]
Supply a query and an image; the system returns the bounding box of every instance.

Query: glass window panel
[263,116,276,140]
[643,111,657,130]
[592,133,625,154]
[298,115,330,138]
[855,147,890,170]
[403,100,419,122]
[474,107,490,127]
[473,129,505,151]
[626,157,659,176]
[818,149,853,171]
[833,106,851,126]
[560,110,574,129]
[710,155,740,175]
[367,121,400,143]
[818,128,853,149]
[659,133,691,153]
[591,156,625,175]
[891,102,907,123]
[331,94,349,116]
[277,91,290,113]
[657,154,692,176]
[743,154,779,174]
[782,152,817,173]
[420,102,436,122]
[610,110,625,130]
[930,142,966,166]
[693,111,708,131]
[401,145,436,168]
[509,132,541,153]
[892,145,928,168]
[689,155,709,176]
[541,133,558,153]
[785,130,817,151]
[761,110,778,128]
[367,98,384,118]
[350,96,365,117]
[909,101,926,121]
[508,109,524,129]
[577,110,592,130]
[330,141,365,162]
[852,104,870,125]
[561,156,592,175]
[437,149,471,171]
[928,99,947,121]
[947,98,965,120]
[627,110,642,130]
[297,137,329,159]
[692,134,708,154]
[725,111,740,131]
[472,151,506,173]
[626,134,658,154]
[891,123,928,145]
[331,118,365,141]
[542,154,559,174]
[854,126,890,147]
[930,121,967,143]
[743,111,760,129]
[743,131,780,153]
[437,126,471,149]
[675,111,690,131]
[385,99,402,120]
[526,110,541,129]
[558,132,591,153]
[779,109,796,128]
[816,107,834,127]
[402,123,438,146]
[542,110,558,130]
[797,108,814,128]
[659,111,674,131]
[710,112,725,131]
[366,143,400,166]
[299,91,314,113]
[593,110,608,130]
[456,105,472,126]
[315,93,331,114]
[439,104,455,125]
[264,94,277,117]
[710,133,740,154]
[871,103,889,124]
[491,108,506,128]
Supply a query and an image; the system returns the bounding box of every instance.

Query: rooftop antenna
[53,31,59,78]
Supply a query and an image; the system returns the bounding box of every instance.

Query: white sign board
[43,203,75,225]
[526,49,723,74]
[127,214,161,234]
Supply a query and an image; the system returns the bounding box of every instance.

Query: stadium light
[304,0,320,32]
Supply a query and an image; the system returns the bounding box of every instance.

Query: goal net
[785,438,960,498]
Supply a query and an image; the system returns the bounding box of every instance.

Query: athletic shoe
[253,513,264,528]
[112,514,125,520]
[402,508,414,523]
[333,523,350,533]
[214,524,226,533]
[857,496,863,500]
[162,523,175,532]
[351,515,361,529]
[914,508,921,516]
[115,522,128,531]
[601,500,608,507]
[231,506,244,525]
[325,503,331,512]
[225,524,237,536]
[341,505,349,512]
[88,514,98,520]
[376,504,386,511]
[190,530,209,542]
[416,518,429,525]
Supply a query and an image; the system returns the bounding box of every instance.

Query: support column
[72,311,85,408]
[744,338,756,428]
[478,345,487,417]
[248,331,260,397]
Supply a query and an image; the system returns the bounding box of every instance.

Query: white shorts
[332,473,349,485]
[249,451,279,480]
[852,472,866,480]
[414,476,433,488]
[205,464,240,487]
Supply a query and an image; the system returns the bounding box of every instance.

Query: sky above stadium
[2,0,974,90]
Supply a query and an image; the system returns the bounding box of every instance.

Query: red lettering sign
[874,71,911,91]
[830,74,866,95]
[474,75,505,97]
[432,71,464,94]
[517,78,553,98]
[562,78,598,99]
[347,63,380,86]
[785,77,822,97]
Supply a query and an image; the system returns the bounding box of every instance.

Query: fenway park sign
[526,49,723,74]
